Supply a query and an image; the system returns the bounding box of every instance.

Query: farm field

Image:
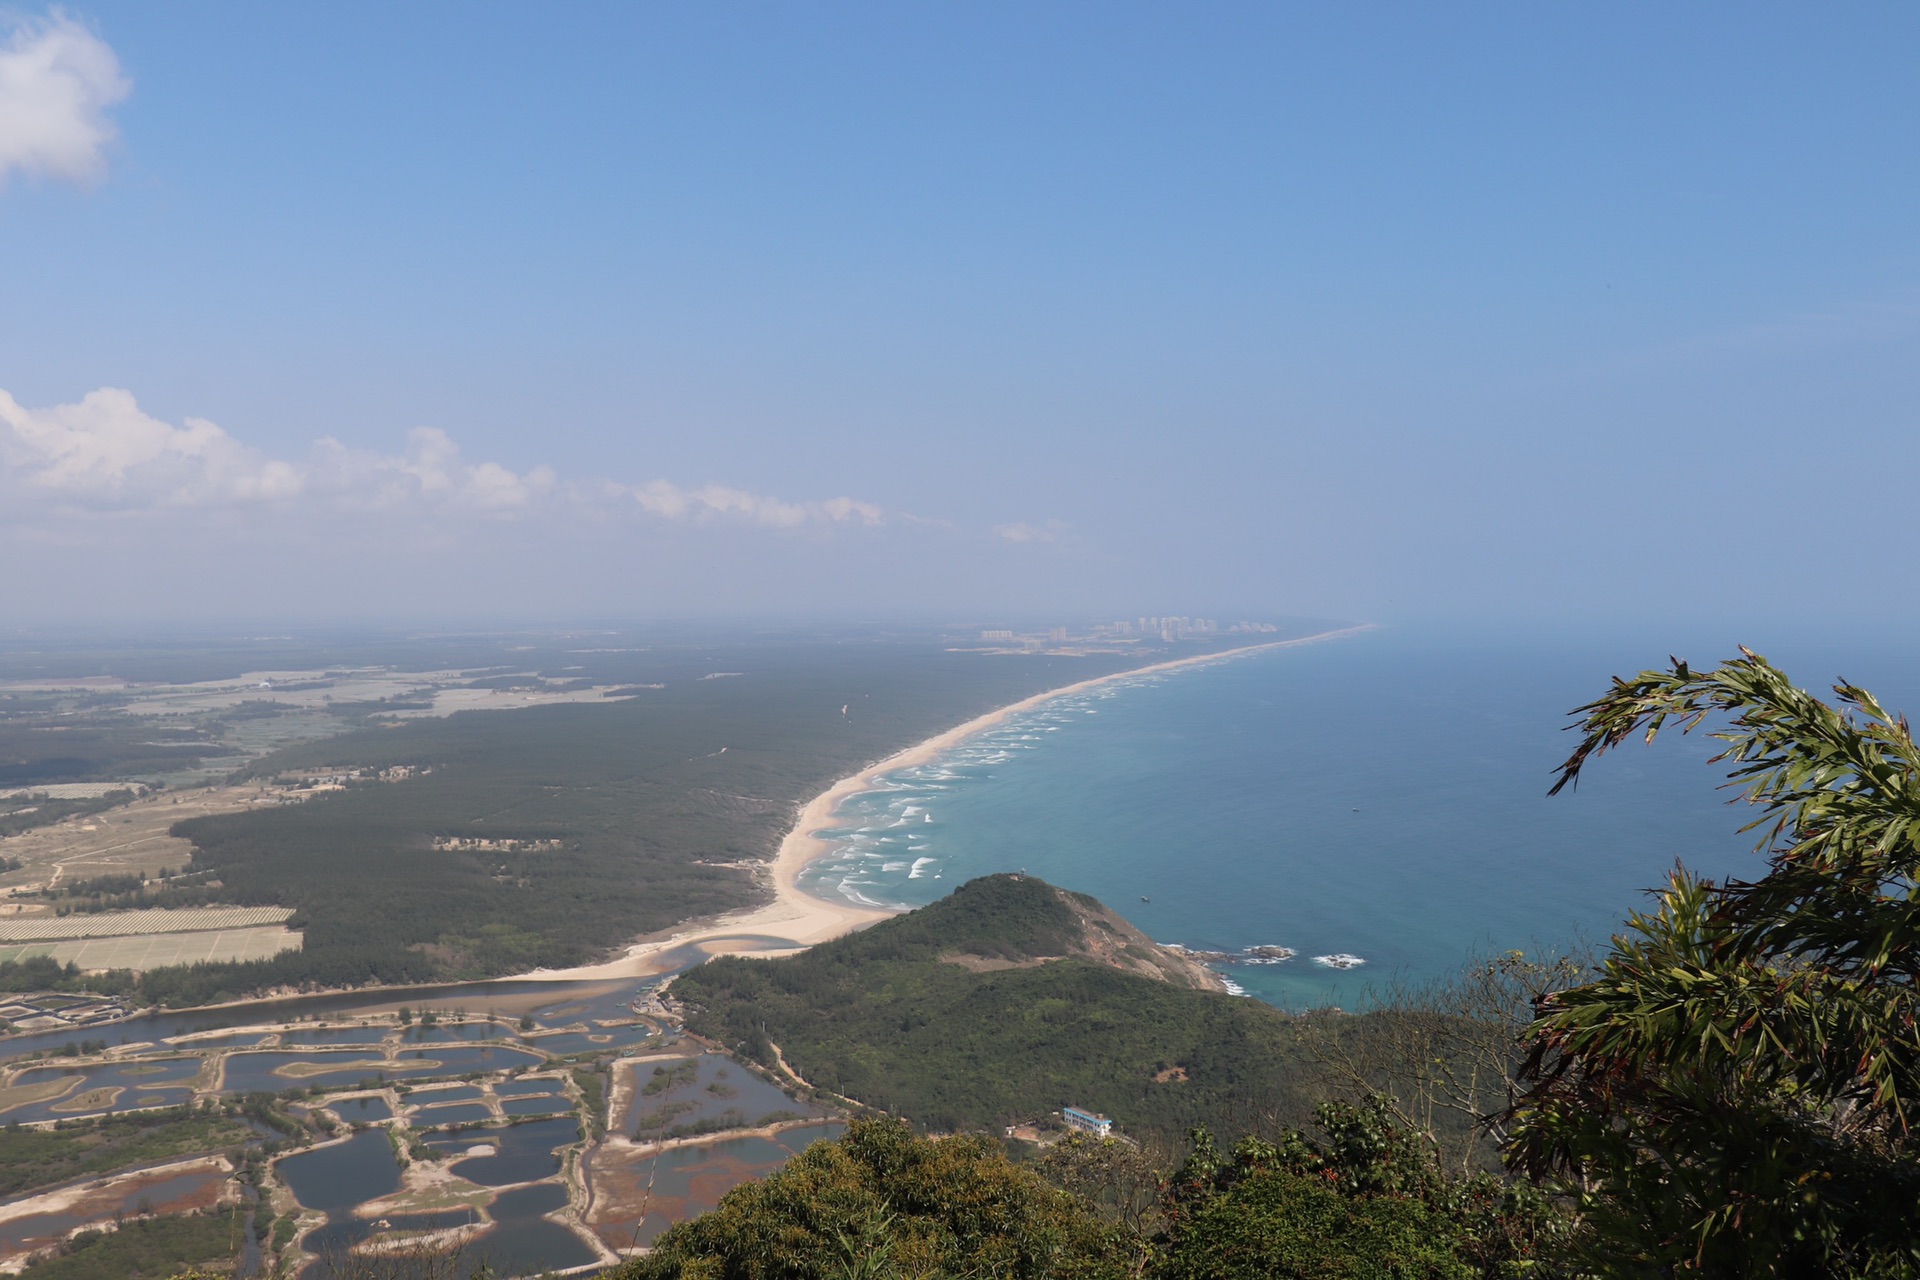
[0,926,301,970]
[0,783,132,801]
[0,906,294,941]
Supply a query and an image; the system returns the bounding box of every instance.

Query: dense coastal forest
[164,644,1157,998]
[8,639,1201,1004]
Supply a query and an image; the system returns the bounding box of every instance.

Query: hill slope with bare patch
[669,875,1361,1140]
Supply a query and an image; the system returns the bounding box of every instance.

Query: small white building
[1061,1106,1112,1138]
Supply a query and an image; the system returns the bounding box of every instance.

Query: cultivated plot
[0,927,301,970]
[0,906,293,941]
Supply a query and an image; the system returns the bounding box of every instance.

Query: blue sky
[2,4,1916,630]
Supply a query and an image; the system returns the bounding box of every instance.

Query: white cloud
[0,10,130,188]
[305,427,557,513]
[994,520,1069,544]
[821,496,885,524]
[620,480,885,529]
[0,385,884,534]
[0,387,302,507]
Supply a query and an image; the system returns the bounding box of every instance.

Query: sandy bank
[0,1154,230,1230]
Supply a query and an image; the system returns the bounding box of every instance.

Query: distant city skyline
[3,5,1917,635]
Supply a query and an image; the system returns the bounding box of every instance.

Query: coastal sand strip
[522,624,1374,982]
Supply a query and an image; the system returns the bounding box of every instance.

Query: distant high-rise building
[1048,627,1069,643]
[981,629,1015,641]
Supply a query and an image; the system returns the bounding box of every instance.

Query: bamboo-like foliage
[1510,650,1920,1276]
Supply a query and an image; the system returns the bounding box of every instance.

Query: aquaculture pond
[393,1045,542,1074]
[623,1124,846,1244]
[470,1181,600,1276]
[430,1117,580,1187]
[222,1044,543,1093]
[300,1209,466,1277]
[309,1182,597,1280]
[500,1094,574,1118]
[2,1057,203,1121]
[167,1031,274,1048]
[412,1102,494,1127]
[278,1129,403,1213]
[220,1051,402,1094]
[624,1054,816,1139]
[0,973,664,1062]
[406,1084,486,1106]
[279,1133,419,1276]
[531,986,649,1027]
[324,1094,395,1122]
[525,1023,658,1056]
[13,1056,201,1089]
[494,1076,566,1097]
[277,1027,393,1046]
[397,1020,518,1044]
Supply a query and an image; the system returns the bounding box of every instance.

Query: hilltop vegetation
[617,1117,1140,1280]
[615,1111,1560,1280]
[671,875,1386,1141]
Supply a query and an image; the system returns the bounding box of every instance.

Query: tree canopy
[1509,649,1920,1276]
[1162,1097,1563,1280]
[609,1117,1140,1280]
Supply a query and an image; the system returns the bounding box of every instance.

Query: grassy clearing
[50,1087,122,1113]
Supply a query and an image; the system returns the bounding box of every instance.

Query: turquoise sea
[798,628,1919,1008]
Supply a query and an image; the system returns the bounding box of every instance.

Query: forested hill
[670,875,1362,1141]
[809,871,1228,991]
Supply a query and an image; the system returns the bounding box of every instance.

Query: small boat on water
[1140,896,1150,902]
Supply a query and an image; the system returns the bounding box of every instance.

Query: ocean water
[798,628,1919,1009]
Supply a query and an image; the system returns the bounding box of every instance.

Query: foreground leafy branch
[1512,650,1920,1276]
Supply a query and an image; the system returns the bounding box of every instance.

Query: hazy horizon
[4,5,1917,631]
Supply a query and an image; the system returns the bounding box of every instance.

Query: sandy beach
[520,624,1374,981]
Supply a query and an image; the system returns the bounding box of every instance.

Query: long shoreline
[518,623,1375,982]
[0,625,1373,1036]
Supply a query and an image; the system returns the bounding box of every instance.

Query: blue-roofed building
[1061,1106,1112,1138]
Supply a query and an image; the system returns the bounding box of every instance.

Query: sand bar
[519,624,1373,982]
